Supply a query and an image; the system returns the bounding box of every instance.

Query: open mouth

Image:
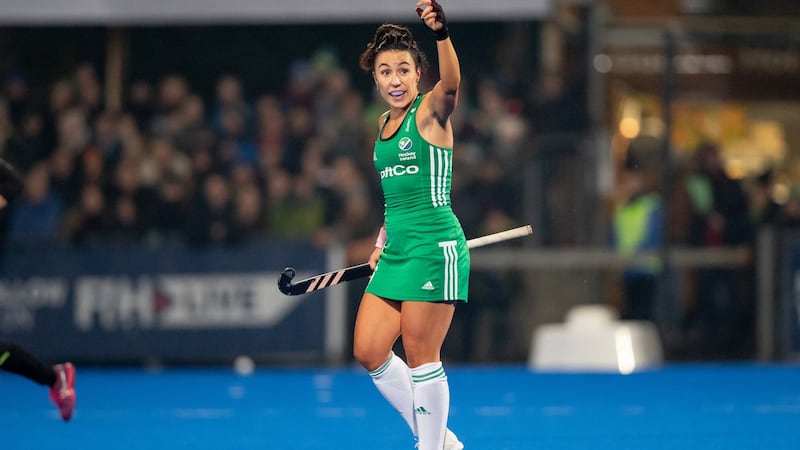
[389,90,405,98]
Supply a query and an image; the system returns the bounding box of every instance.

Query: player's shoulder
[378,110,390,127]
[414,91,434,114]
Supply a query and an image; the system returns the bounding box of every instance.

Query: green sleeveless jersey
[366,94,470,302]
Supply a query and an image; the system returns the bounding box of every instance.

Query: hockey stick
[277,224,532,296]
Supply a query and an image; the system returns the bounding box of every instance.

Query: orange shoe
[49,363,76,422]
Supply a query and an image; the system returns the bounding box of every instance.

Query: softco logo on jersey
[380,164,419,179]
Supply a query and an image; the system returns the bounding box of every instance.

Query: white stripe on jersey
[438,240,458,300]
[429,146,451,208]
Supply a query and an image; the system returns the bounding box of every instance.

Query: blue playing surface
[2,363,800,449]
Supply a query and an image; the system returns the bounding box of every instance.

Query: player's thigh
[400,301,455,367]
[353,293,402,370]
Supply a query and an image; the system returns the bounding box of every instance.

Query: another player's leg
[0,340,76,421]
[49,363,76,422]
[0,341,55,386]
[402,301,460,450]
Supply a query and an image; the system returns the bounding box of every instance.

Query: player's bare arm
[416,0,460,147]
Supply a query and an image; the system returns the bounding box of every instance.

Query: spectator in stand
[56,107,91,157]
[284,59,316,109]
[315,67,352,127]
[611,166,663,322]
[230,162,261,191]
[48,148,81,206]
[188,144,216,181]
[3,109,49,172]
[525,68,588,135]
[459,208,521,362]
[255,94,286,173]
[186,171,240,245]
[107,157,155,235]
[686,142,751,249]
[314,67,365,159]
[683,142,753,358]
[127,79,156,132]
[265,169,325,240]
[326,156,377,245]
[107,194,144,244]
[91,111,123,166]
[472,79,527,165]
[328,90,368,160]
[212,75,252,135]
[42,79,77,151]
[150,174,190,243]
[452,156,517,239]
[48,79,77,116]
[748,170,782,229]
[217,105,258,167]
[61,182,110,245]
[283,104,315,175]
[172,94,210,155]
[74,63,103,121]
[6,162,63,245]
[230,162,265,237]
[780,187,800,228]
[3,72,31,129]
[75,147,105,187]
[233,182,266,239]
[116,113,148,162]
[139,136,192,188]
[151,74,191,139]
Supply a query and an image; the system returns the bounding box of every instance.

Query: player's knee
[401,341,439,368]
[352,343,387,372]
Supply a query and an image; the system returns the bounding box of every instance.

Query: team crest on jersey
[398,136,413,151]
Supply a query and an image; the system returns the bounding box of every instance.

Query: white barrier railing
[469,243,777,361]
[470,246,751,270]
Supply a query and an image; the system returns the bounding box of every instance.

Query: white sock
[411,361,449,450]
[369,352,417,438]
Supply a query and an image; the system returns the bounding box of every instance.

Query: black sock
[0,341,57,386]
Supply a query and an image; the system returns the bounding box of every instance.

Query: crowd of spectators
[0,54,531,259]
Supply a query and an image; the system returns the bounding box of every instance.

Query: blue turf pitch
[2,364,800,449]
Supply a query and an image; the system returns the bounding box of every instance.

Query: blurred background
[1,0,799,370]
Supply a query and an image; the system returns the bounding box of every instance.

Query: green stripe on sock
[0,351,9,367]
[412,367,446,383]
[369,355,393,377]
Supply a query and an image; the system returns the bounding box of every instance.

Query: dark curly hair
[359,24,429,74]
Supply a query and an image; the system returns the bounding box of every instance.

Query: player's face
[373,50,420,109]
